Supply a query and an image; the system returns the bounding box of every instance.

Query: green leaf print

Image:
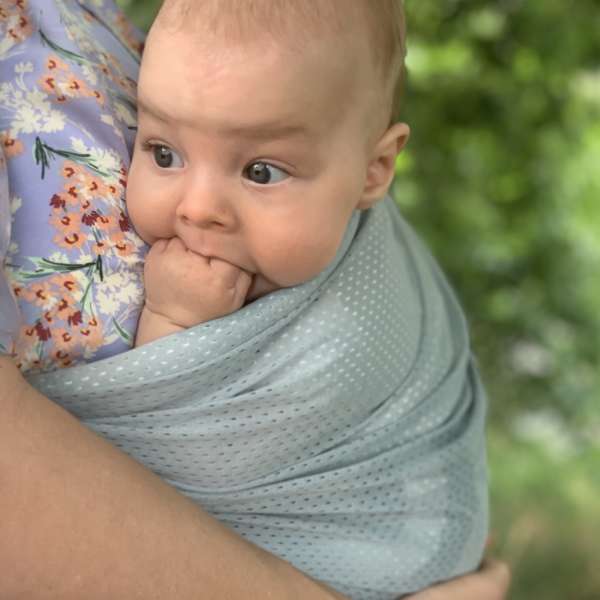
[19,256,103,281]
[34,137,110,179]
[113,318,133,344]
[39,29,95,67]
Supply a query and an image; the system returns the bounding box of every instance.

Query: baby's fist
[143,237,252,327]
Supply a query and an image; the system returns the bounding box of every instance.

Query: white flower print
[100,113,126,142]
[97,270,143,313]
[69,138,121,180]
[91,148,121,175]
[43,110,67,133]
[12,104,40,134]
[1,73,66,136]
[47,251,70,263]
[26,88,52,111]
[97,287,123,314]
[114,100,136,127]
[0,82,12,104]
[10,195,22,215]
[81,64,99,86]
[70,137,88,155]
[14,62,34,75]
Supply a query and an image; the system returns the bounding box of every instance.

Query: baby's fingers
[405,559,510,600]
[232,269,253,305]
[208,256,248,288]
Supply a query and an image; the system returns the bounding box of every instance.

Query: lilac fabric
[0,0,148,371]
[0,146,19,353]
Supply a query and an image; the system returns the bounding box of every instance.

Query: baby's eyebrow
[223,122,310,141]
[137,97,170,122]
[137,96,311,141]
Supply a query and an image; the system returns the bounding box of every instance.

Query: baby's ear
[358,122,410,209]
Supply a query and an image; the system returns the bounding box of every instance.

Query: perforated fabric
[29,197,488,599]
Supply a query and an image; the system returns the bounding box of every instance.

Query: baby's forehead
[157,0,373,55]
[144,1,392,136]
[140,28,369,137]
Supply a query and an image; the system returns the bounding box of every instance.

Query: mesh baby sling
[29,198,488,599]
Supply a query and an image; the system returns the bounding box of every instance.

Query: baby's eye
[148,143,184,169]
[243,161,289,185]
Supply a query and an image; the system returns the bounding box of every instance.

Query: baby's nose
[175,179,236,230]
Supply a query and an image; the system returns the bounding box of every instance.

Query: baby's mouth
[176,235,258,277]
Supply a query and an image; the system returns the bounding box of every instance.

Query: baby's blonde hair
[157,0,406,125]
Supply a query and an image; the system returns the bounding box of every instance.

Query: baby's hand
[143,237,252,328]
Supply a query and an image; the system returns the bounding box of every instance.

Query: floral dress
[0,0,148,373]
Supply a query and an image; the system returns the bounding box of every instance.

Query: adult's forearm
[0,357,345,599]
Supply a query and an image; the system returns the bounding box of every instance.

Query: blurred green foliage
[398,5,600,596]
[116,1,600,598]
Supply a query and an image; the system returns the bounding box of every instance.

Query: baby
[121,1,488,597]
[127,0,409,345]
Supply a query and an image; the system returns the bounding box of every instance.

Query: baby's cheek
[125,196,153,244]
[126,183,169,245]
[266,232,339,287]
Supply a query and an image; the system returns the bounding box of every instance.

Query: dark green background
[116,1,600,597]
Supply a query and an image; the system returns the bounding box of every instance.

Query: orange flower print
[53,228,87,251]
[39,74,58,95]
[61,161,109,203]
[68,310,83,328]
[3,7,33,44]
[109,231,133,257]
[19,322,51,357]
[92,240,109,256]
[118,211,132,233]
[106,182,121,198]
[20,281,54,309]
[90,212,114,231]
[50,211,82,236]
[91,89,105,106]
[45,54,69,72]
[115,12,144,56]
[85,176,109,200]
[33,321,51,342]
[49,191,76,210]
[80,317,104,351]
[39,64,93,103]
[1,131,24,158]
[54,352,73,368]
[66,74,87,96]
[61,160,86,180]
[53,327,79,354]
[48,272,80,297]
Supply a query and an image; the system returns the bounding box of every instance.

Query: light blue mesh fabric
[29,197,488,598]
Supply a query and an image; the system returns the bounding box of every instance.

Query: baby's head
[127,0,409,299]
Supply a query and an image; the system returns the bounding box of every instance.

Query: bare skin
[1,356,509,599]
[135,238,251,345]
[129,16,408,346]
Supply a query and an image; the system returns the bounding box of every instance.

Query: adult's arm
[0,356,346,600]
